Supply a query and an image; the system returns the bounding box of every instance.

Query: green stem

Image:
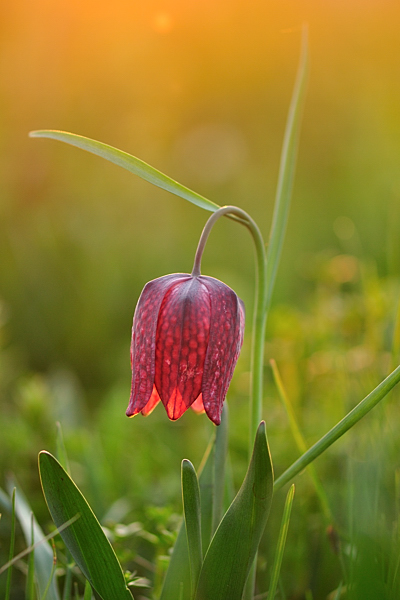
[274,364,400,492]
[191,205,267,450]
[264,24,309,318]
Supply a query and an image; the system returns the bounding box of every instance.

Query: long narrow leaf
[29,130,219,213]
[267,484,295,599]
[159,520,191,600]
[26,516,35,600]
[160,438,214,600]
[270,359,332,521]
[84,580,93,600]
[195,422,273,600]
[182,460,203,597]
[5,488,16,600]
[264,25,309,317]
[6,480,60,600]
[212,403,228,533]
[39,451,132,600]
[274,364,400,491]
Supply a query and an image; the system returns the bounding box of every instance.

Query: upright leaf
[39,452,132,600]
[264,25,309,317]
[212,404,228,533]
[5,488,16,600]
[181,460,202,597]
[195,422,273,600]
[267,484,295,600]
[29,130,219,213]
[160,439,214,600]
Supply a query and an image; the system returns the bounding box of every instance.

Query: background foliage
[1,1,400,598]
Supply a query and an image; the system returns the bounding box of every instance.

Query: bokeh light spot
[152,12,173,34]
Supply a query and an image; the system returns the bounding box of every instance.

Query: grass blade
[26,515,36,600]
[264,25,309,317]
[29,130,219,213]
[274,364,400,491]
[267,484,295,600]
[270,359,332,521]
[62,564,73,600]
[160,436,215,600]
[181,460,203,597]
[84,580,92,600]
[212,403,228,533]
[5,489,16,600]
[7,481,60,600]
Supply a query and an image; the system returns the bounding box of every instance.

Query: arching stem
[192,205,267,450]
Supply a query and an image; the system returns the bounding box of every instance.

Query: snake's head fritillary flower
[126,273,245,425]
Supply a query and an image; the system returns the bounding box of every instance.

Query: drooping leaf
[6,479,60,600]
[181,460,202,597]
[38,451,132,600]
[195,421,274,600]
[29,130,219,213]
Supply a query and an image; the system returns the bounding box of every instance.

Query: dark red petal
[126,273,190,417]
[199,276,245,425]
[154,277,211,420]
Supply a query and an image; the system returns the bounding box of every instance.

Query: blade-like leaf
[160,438,214,600]
[264,24,309,318]
[182,460,202,597]
[274,363,400,491]
[84,580,93,600]
[267,484,295,600]
[195,421,274,600]
[212,403,228,533]
[6,480,60,600]
[5,488,16,600]
[159,521,191,600]
[29,130,219,213]
[38,451,132,600]
[25,516,35,600]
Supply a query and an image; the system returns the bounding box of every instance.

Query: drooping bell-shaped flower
[126,273,245,425]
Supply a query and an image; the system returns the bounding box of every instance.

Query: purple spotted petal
[154,277,210,420]
[126,273,190,417]
[200,276,245,425]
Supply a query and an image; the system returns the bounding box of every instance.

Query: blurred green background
[1,1,400,598]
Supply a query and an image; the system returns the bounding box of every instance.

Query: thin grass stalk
[26,515,36,600]
[41,540,57,600]
[267,485,295,600]
[5,488,16,600]
[264,25,309,319]
[270,359,332,521]
[274,364,400,491]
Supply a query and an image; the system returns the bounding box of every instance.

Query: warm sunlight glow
[152,11,174,34]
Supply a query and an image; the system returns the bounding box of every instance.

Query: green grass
[1,253,400,598]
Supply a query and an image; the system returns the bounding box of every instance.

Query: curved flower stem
[192,205,267,450]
